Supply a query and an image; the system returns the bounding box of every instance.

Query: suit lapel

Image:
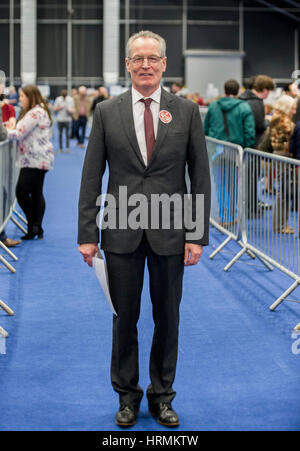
[147,88,175,169]
[118,90,146,168]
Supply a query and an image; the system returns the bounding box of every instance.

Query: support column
[103,0,120,86]
[9,0,14,86]
[239,1,244,52]
[21,0,36,85]
[124,0,130,87]
[295,28,299,71]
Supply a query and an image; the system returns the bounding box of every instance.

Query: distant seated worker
[194,92,206,106]
[204,79,255,148]
[239,74,275,146]
[185,92,206,106]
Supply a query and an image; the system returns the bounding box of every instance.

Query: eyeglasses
[128,56,163,66]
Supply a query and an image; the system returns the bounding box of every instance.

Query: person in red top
[1,98,16,129]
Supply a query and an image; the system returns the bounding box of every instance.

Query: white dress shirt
[132,86,161,165]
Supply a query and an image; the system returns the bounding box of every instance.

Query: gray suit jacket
[78,87,210,255]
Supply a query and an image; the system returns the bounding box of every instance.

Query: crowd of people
[52,85,109,153]
[1,73,300,248]
[204,74,300,234]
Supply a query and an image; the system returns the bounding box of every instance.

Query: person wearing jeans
[54,89,74,153]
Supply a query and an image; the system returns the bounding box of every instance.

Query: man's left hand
[184,243,203,266]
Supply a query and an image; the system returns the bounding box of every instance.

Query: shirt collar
[132,86,161,105]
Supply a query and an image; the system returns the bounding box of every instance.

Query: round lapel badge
[159,110,172,124]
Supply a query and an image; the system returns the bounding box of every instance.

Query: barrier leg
[237,240,256,259]
[13,208,28,225]
[224,245,248,272]
[0,240,18,262]
[10,216,27,234]
[0,326,8,338]
[209,235,232,259]
[225,243,273,272]
[294,323,300,331]
[253,253,274,271]
[0,300,14,316]
[269,280,300,311]
[0,254,16,273]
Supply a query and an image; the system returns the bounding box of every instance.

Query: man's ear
[162,57,167,74]
[125,59,131,74]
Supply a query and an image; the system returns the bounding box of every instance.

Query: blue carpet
[0,130,300,431]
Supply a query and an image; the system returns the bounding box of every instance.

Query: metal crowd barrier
[206,137,256,263]
[0,140,22,271]
[0,139,20,339]
[221,147,300,328]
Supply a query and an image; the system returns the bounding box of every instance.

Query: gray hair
[126,30,166,58]
[273,94,296,116]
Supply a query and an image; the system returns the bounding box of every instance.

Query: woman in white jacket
[7,85,54,240]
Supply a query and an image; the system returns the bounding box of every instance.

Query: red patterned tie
[140,98,155,164]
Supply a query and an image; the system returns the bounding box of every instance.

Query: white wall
[184,50,244,100]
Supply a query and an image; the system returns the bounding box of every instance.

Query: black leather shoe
[21,226,43,240]
[115,404,139,427]
[149,402,180,427]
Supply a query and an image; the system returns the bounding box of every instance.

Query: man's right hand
[78,243,99,267]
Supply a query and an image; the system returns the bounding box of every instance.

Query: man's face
[260,89,270,100]
[126,37,167,94]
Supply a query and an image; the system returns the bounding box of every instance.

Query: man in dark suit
[78,30,210,427]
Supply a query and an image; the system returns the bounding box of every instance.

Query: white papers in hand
[92,251,117,315]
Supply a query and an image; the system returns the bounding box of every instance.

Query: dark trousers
[16,168,47,231]
[58,121,70,150]
[75,115,87,144]
[105,233,184,407]
[70,119,77,139]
